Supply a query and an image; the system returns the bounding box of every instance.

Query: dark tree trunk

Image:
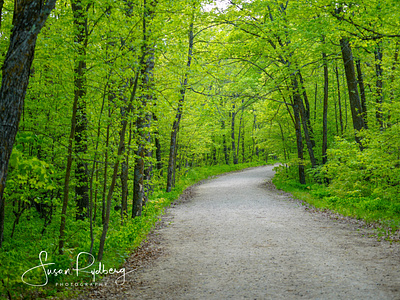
[59,73,79,255]
[133,0,156,215]
[153,113,163,172]
[356,59,368,128]
[71,0,89,221]
[340,37,366,148]
[335,65,344,135]
[314,83,318,122]
[278,122,287,161]
[374,42,384,129]
[120,151,129,218]
[322,53,329,165]
[237,108,243,161]
[388,42,399,127]
[231,107,238,165]
[222,120,229,164]
[0,0,56,248]
[102,99,113,225]
[293,75,317,168]
[293,98,306,185]
[298,71,315,148]
[241,113,245,163]
[166,11,194,192]
[251,114,256,161]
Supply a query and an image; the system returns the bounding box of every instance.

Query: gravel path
[89,165,400,299]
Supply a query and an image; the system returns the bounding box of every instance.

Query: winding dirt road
[87,165,400,299]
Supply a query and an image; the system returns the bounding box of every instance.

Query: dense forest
[0,0,399,298]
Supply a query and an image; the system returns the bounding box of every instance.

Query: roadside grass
[272,176,400,243]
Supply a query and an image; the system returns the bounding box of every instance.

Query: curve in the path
[120,165,399,299]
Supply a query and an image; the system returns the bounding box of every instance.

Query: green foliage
[0,160,267,299]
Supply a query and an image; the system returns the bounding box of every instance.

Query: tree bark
[0,0,56,248]
[71,0,89,220]
[222,120,229,164]
[292,75,317,168]
[335,65,344,135]
[293,97,306,184]
[298,71,315,148]
[231,107,238,165]
[356,59,368,128]
[340,37,366,148]
[166,11,194,192]
[374,42,383,129]
[322,53,329,165]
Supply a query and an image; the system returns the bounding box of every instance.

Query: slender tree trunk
[166,13,194,192]
[222,120,229,164]
[322,53,329,165]
[335,65,344,135]
[298,71,315,148]
[237,109,242,160]
[340,37,366,148]
[231,108,238,165]
[88,74,109,254]
[71,0,89,220]
[102,104,112,225]
[241,113,245,162]
[293,98,306,184]
[251,114,256,161]
[278,122,287,161]
[59,84,79,255]
[153,113,163,172]
[374,42,384,129]
[293,75,317,168]
[388,42,399,127]
[121,122,131,218]
[356,60,368,128]
[0,0,56,249]
[314,83,318,122]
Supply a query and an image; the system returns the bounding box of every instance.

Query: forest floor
[77,165,400,299]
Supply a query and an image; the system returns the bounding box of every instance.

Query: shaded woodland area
[0,0,399,297]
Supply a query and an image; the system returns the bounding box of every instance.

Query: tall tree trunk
[0,0,56,248]
[88,73,110,254]
[120,125,130,219]
[278,122,287,161]
[314,83,318,122]
[322,53,329,165]
[58,89,78,255]
[335,65,344,135]
[298,71,315,148]
[251,114,256,161]
[293,97,306,184]
[166,11,195,192]
[374,42,384,129]
[231,107,238,165]
[132,0,156,216]
[388,42,399,127]
[340,37,366,148]
[237,108,242,160]
[222,120,229,164]
[153,113,163,172]
[293,74,317,168]
[356,59,368,128]
[71,0,89,220]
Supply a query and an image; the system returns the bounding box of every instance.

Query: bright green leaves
[6,147,56,203]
